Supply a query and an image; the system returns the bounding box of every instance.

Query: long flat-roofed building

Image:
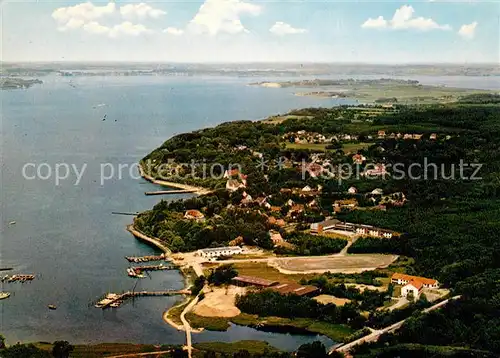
[197,246,243,259]
[270,283,319,297]
[232,276,279,288]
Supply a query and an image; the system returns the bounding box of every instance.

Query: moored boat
[0,292,11,300]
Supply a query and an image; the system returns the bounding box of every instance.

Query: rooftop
[199,246,242,253]
[232,276,279,287]
[392,273,437,285]
[270,283,319,296]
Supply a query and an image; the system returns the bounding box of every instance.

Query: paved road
[332,295,461,353]
[180,295,200,358]
[107,350,173,358]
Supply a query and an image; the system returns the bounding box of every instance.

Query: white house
[401,281,423,299]
[371,188,384,195]
[226,179,246,192]
[348,186,358,194]
[197,246,243,259]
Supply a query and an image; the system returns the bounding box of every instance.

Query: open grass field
[285,142,330,151]
[342,142,374,153]
[166,299,190,326]
[193,340,279,355]
[34,342,166,358]
[186,312,231,331]
[262,114,314,124]
[231,261,318,283]
[273,254,398,274]
[231,314,354,342]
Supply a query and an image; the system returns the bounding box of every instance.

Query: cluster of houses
[232,275,320,297]
[391,273,439,299]
[377,130,446,141]
[283,131,360,144]
[310,219,399,238]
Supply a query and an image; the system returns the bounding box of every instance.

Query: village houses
[184,209,205,221]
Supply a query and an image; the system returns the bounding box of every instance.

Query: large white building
[197,246,243,259]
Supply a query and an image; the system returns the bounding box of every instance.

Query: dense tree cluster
[235,290,366,329]
[277,233,347,256]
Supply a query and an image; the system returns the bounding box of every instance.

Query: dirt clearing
[192,286,246,318]
[314,295,351,306]
[272,254,397,274]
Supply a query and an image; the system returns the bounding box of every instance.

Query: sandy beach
[139,165,212,195]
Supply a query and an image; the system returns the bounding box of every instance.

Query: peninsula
[251,78,497,104]
[128,92,500,357]
[0,77,42,89]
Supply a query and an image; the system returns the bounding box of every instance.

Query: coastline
[126,223,204,335]
[139,164,212,195]
[126,224,172,256]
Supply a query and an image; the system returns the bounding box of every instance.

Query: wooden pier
[1,274,35,283]
[112,211,139,216]
[125,254,167,263]
[144,190,196,196]
[95,290,191,309]
[130,264,175,273]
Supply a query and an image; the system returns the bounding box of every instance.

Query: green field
[193,341,279,355]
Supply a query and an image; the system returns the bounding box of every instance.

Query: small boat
[9,221,16,225]
[0,292,11,300]
[48,304,57,310]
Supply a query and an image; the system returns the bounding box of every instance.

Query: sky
[1,0,498,63]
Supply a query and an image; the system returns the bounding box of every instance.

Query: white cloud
[83,21,110,35]
[82,21,152,37]
[188,0,261,35]
[362,5,451,31]
[53,2,115,30]
[458,21,477,39]
[109,21,153,37]
[120,3,166,19]
[361,16,387,29]
[269,22,307,36]
[52,2,155,37]
[163,27,184,35]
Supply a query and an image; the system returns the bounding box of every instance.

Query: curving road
[332,295,461,354]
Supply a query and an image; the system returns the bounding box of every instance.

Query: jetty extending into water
[127,264,176,277]
[125,254,167,263]
[145,190,197,196]
[1,274,35,283]
[95,290,191,309]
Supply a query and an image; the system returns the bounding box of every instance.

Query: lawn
[194,340,279,355]
[186,312,231,331]
[342,142,374,153]
[167,298,190,326]
[231,314,354,342]
[34,342,168,358]
[285,142,330,151]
